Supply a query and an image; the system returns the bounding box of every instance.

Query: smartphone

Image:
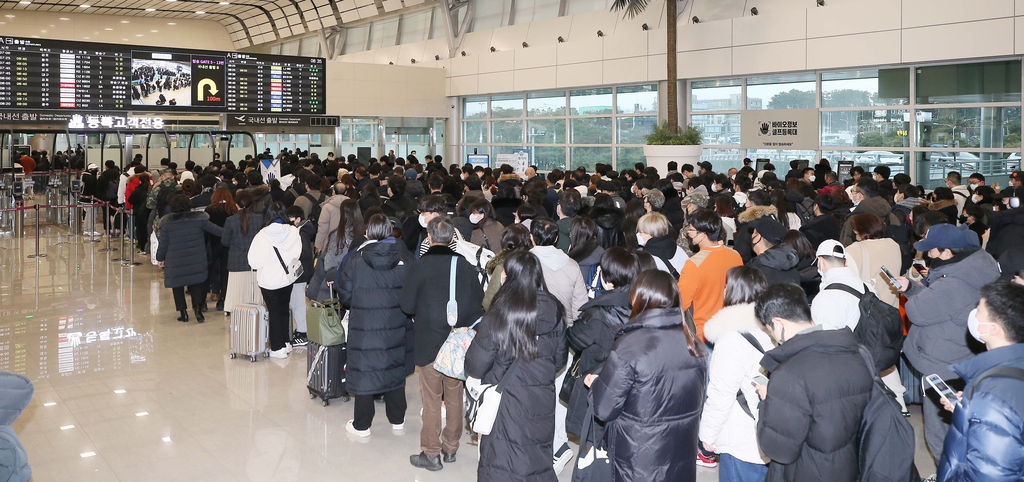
[925,374,961,407]
[752,375,769,386]
[879,265,901,290]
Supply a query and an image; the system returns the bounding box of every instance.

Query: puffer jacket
[699,303,775,465]
[314,194,349,251]
[491,197,523,227]
[735,205,779,262]
[565,287,631,439]
[747,243,801,287]
[757,328,873,482]
[247,222,302,290]
[591,307,708,482]
[903,249,1000,379]
[568,238,603,285]
[937,343,1024,482]
[530,245,588,325]
[470,217,504,252]
[0,371,33,482]
[334,238,412,396]
[589,206,626,249]
[465,291,567,482]
[220,211,264,272]
[156,212,224,288]
[799,214,842,249]
[840,196,901,246]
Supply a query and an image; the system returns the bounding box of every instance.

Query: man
[16,151,35,175]
[524,166,538,181]
[678,210,743,341]
[987,186,1024,259]
[97,160,121,234]
[816,171,843,195]
[600,181,626,210]
[845,166,865,199]
[800,167,815,186]
[873,165,895,201]
[754,283,873,482]
[80,164,101,236]
[840,177,901,246]
[810,240,863,331]
[784,160,803,180]
[727,167,738,181]
[698,161,715,177]
[382,175,418,218]
[190,176,218,210]
[293,172,326,222]
[666,161,679,175]
[893,223,1000,464]
[400,217,484,472]
[945,171,971,217]
[936,281,1024,481]
[746,217,800,286]
[415,195,462,257]
[681,163,696,179]
[555,190,581,253]
[967,172,986,191]
[314,182,350,251]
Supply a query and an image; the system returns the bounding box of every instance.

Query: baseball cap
[997,247,1024,281]
[913,224,973,252]
[698,161,714,172]
[404,169,417,180]
[815,239,847,259]
[749,217,787,245]
[87,163,98,170]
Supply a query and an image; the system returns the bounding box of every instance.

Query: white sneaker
[553,443,573,475]
[346,420,370,438]
[268,347,289,359]
[285,342,293,354]
[392,422,405,432]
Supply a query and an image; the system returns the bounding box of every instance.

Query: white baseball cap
[815,239,846,259]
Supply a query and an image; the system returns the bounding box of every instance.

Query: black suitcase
[306,341,350,406]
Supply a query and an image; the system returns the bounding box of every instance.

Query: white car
[854,151,904,165]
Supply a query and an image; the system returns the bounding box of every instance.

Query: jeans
[418,364,463,457]
[172,282,207,311]
[719,453,768,482]
[352,387,407,431]
[289,282,307,333]
[261,285,293,351]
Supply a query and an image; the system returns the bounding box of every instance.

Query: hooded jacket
[799,214,842,250]
[986,207,1024,259]
[757,328,873,482]
[840,196,901,246]
[156,212,224,288]
[568,239,604,285]
[591,307,707,482]
[903,249,1000,379]
[556,215,575,253]
[335,238,412,395]
[736,205,779,262]
[247,222,303,290]
[470,217,504,253]
[491,197,524,227]
[747,243,801,287]
[811,266,865,331]
[530,245,588,325]
[699,303,775,465]
[640,234,688,276]
[588,206,626,249]
[314,193,349,251]
[0,371,32,482]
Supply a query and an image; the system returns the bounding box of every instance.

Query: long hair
[629,270,705,357]
[234,189,254,236]
[208,187,238,215]
[264,202,288,227]
[487,251,547,361]
[332,199,365,254]
[723,265,768,306]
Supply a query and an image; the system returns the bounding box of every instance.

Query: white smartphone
[752,375,769,386]
[880,265,901,290]
[925,374,960,407]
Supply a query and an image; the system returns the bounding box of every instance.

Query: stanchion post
[86,202,101,243]
[27,204,46,259]
[122,215,141,267]
[111,206,126,261]
[99,202,117,253]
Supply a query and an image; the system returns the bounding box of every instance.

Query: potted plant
[643,121,703,175]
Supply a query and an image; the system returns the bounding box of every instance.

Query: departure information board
[0,36,325,115]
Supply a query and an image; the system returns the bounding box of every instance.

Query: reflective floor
[0,221,936,481]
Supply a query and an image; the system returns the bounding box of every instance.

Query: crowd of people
[66,151,1024,481]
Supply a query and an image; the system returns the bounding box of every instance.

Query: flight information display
[0,36,325,115]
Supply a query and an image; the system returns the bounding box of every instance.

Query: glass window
[571,147,612,172]
[701,149,745,171]
[339,124,351,143]
[280,40,300,56]
[527,119,566,144]
[747,74,816,110]
[367,17,400,50]
[744,149,817,164]
[821,69,910,107]
[566,0,613,15]
[532,146,567,171]
[464,121,489,144]
[691,114,741,145]
[691,79,742,111]
[915,107,1021,149]
[616,147,646,168]
[299,37,319,57]
[616,85,658,114]
[463,146,489,163]
[913,151,1020,189]
[470,0,511,31]
[400,10,432,44]
[616,116,657,145]
[491,120,523,143]
[352,122,376,143]
[571,117,613,144]
[822,150,908,178]
[916,60,1022,104]
[820,110,910,148]
[528,91,566,117]
[270,44,281,55]
[430,7,445,40]
[491,95,524,118]
[570,88,613,115]
[342,26,368,55]
[513,0,560,24]
[463,97,488,119]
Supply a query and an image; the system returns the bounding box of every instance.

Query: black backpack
[303,192,326,224]
[856,345,918,482]
[824,283,904,373]
[104,176,119,201]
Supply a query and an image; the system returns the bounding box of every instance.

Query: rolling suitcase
[230,277,269,362]
[306,340,349,406]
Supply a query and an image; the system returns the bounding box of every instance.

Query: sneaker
[268,347,289,359]
[409,452,443,471]
[285,342,293,354]
[346,420,370,438]
[291,332,308,347]
[553,443,573,475]
[696,448,719,468]
[391,422,405,432]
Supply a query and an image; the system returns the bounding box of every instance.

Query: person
[945,171,971,217]
[714,196,737,244]
[936,281,1024,481]
[80,164,101,236]
[929,187,960,225]
[735,190,778,262]
[588,270,708,482]
[247,202,302,359]
[799,194,842,248]
[810,240,864,331]
[315,182,351,251]
[293,172,326,221]
[635,212,688,276]
[746,217,800,287]
[335,214,412,438]
[892,223,1000,464]
[465,251,567,482]
[482,224,533,310]
[220,190,266,315]
[679,210,743,341]
[204,187,237,312]
[285,206,316,347]
[841,178,901,246]
[700,266,774,480]
[844,213,903,308]
[126,171,152,254]
[467,198,504,252]
[754,283,874,482]
[564,247,640,441]
[156,195,224,323]
[400,217,484,471]
[555,190,581,253]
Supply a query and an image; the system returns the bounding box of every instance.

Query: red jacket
[17,155,35,175]
[124,177,141,210]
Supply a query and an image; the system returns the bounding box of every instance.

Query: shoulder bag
[465,359,522,435]
[433,317,482,380]
[306,290,346,346]
[571,398,612,482]
[274,245,303,284]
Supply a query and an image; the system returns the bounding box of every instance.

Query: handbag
[433,317,482,380]
[465,359,521,435]
[572,399,612,482]
[274,246,303,284]
[559,356,582,404]
[307,291,346,346]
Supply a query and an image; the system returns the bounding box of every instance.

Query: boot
[201,302,209,313]
[177,310,189,322]
[194,309,205,323]
[216,300,225,312]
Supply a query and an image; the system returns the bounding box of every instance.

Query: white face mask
[636,233,648,246]
[967,308,996,343]
[711,184,720,193]
[730,174,736,181]
[808,175,816,183]
[972,195,983,203]
[418,213,429,228]
[469,213,483,225]
[969,182,979,189]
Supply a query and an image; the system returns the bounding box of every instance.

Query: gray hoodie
[530,245,588,325]
[0,371,32,482]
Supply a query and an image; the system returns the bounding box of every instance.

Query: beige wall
[325,62,448,118]
[0,10,233,51]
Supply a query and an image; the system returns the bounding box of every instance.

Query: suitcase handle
[306,344,326,385]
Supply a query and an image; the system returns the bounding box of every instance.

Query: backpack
[303,192,326,224]
[856,345,918,482]
[824,283,904,373]
[104,176,118,201]
[585,265,603,300]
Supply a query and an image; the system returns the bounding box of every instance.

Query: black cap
[749,217,787,245]
[698,161,714,172]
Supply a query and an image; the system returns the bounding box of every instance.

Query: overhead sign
[68,114,165,130]
[227,114,340,127]
[741,108,820,150]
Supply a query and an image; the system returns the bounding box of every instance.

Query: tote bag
[307,292,346,346]
[465,359,521,435]
[433,318,482,380]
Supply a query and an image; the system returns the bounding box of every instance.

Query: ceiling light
[59,17,69,20]
[151,29,157,32]
[5,15,15,18]
[60,424,75,430]
[79,4,90,8]
[113,389,126,394]
[43,402,57,407]
[145,8,155,11]
[135,412,149,417]
[162,436,172,442]
[120,20,129,23]
[19,1,31,5]
[41,29,47,32]
[167,22,176,25]
[80,452,96,458]
[104,27,112,30]
[195,11,205,14]
[219,1,229,4]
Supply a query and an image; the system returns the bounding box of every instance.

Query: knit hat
[749,217,787,245]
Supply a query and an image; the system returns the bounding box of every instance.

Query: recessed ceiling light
[150,29,157,32]
[167,22,176,25]
[195,10,204,14]
[145,8,155,11]
[120,20,129,23]
[122,38,127,40]
[41,29,47,33]
[59,17,69,20]
[60,424,75,430]
[5,15,15,18]
[80,452,96,458]
[218,1,229,4]
[136,34,143,36]
[113,389,126,394]
[19,2,31,5]
[79,4,90,8]
[135,411,148,417]
[161,436,172,442]
[31,35,39,38]
[43,402,57,407]
[104,27,112,30]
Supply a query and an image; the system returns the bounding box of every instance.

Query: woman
[770,188,802,230]
[491,182,523,226]
[846,213,903,308]
[205,187,237,311]
[335,214,412,436]
[221,190,266,315]
[465,251,567,482]
[784,230,820,299]
[715,196,737,244]
[799,194,842,249]
[567,217,604,286]
[482,224,533,311]
[589,193,625,249]
[565,247,640,441]
[126,172,152,253]
[588,270,708,482]
[307,199,364,302]
[468,198,504,252]
[248,202,302,359]
[620,198,647,250]
[635,212,688,276]
[928,187,960,225]
[699,266,774,482]
[156,195,224,323]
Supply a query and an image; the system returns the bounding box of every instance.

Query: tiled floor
[0,220,937,481]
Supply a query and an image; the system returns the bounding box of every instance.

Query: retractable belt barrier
[0,195,139,263]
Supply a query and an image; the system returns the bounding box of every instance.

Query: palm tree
[612,0,678,134]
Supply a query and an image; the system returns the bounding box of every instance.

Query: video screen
[131,52,193,107]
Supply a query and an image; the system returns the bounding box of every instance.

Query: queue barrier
[0,196,140,264]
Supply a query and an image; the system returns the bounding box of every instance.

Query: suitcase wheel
[342,395,351,402]
[309,392,316,400]
[250,355,257,362]
[322,398,329,407]
[229,352,237,359]
[263,352,269,358]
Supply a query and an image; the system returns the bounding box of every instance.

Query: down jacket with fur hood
[736,205,779,262]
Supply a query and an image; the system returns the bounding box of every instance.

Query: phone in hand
[925,374,961,407]
[752,375,769,386]
[879,265,901,290]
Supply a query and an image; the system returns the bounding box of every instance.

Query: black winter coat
[565,288,631,439]
[335,239,412,395]
[465,291,567,482]
[591,307,707,482]
[156,212,224,288]
[589,207,626,249]
[757,328,873,482]
[799,214,842,249]
[986,207,1024,259]
[220,211,264,272]
[491,197,523,227]
[747,244,801,287]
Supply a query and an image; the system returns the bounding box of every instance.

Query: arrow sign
[197,78,218,102]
